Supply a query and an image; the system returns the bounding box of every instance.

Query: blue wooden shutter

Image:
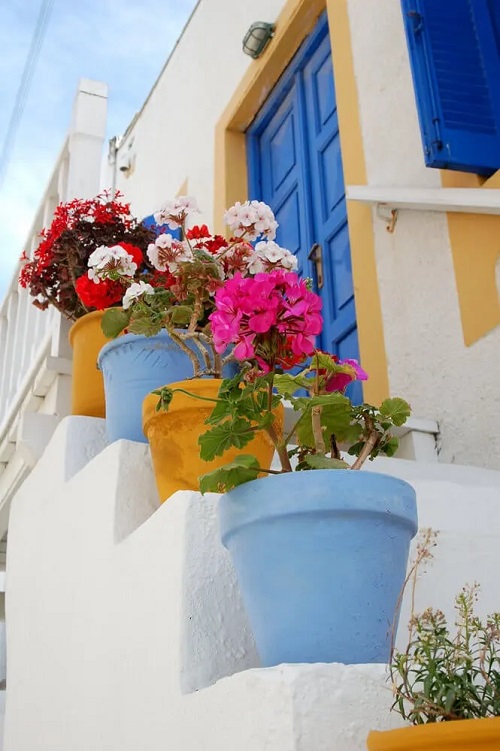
[401,0,500,175]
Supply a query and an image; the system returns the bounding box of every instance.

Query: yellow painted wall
[441,171,500,345]
[214,0,389,403]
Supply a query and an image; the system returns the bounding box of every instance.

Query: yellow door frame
[213,0,389,404]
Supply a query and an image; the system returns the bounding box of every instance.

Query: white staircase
[2,416,500,751]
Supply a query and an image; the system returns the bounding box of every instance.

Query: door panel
[302,31,358,368]
[247,13,362,402]
[255,82,312,277]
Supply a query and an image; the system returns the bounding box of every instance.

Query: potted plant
[367,537,500,749]
[18,191,154,417]
[154,269,418,665]
[100,198,294,485]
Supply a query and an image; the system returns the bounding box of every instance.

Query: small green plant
[154,353,411,493]
[390,531,500,724]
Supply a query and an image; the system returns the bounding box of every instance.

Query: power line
[0,0,54,193]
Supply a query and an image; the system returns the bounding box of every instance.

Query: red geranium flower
[204,235,228,254]
[18,191,154,320]
[75,274,124,310]
[186,224,210,240]
[116,242,143,266]
[186,225,228,255]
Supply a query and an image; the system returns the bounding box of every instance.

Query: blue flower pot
[98,331,236,443]
[220,470,418,666]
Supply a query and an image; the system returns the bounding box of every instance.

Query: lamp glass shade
[242,22,275,59]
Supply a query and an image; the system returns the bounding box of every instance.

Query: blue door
[247,14,361,400]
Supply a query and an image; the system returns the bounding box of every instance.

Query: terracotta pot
[366,717,500,751]
[68,310,110,418]
[142,378,283,503]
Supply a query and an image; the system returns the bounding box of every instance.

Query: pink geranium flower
[209,270,323,372]
[321,354,369,393]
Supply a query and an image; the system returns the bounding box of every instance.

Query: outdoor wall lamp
[242,22,275,59]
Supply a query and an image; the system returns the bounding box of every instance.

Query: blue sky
[0,0,198,302]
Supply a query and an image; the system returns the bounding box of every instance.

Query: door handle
[308,243,324,289]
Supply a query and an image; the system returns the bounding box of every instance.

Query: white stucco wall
[3,417,500,750]
[108,0,500,472]
[111,0,284,223]
[346,0,500,470]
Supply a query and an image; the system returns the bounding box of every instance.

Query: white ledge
[393,416,438,437]
[283,403,439,462]
[346,185,500,215]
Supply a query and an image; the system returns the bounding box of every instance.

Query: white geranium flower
[167,241,194,272]
[246,254,266,274]
[88,244,138,282]
[147,234,194,272]
[122,281,154,310]
[147,234,172,271]
[223,201,242,227]
[256,240,284,263]
[153,196,200,229]
[247,240,298,274]
[251,201,279,239]
[280,252,298,270]
[224,200,278,241]
[155,233,175,249]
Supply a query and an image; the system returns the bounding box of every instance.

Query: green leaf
[340,422,363,445]
[169,305,194,325]
[204,399,236,426]
[295,393,353,447]
[320,405,354,442]
[198,418,255,461]
[101,307,130,338]
[294,394,350,408]
[309,351,343,372]
[381,436,399,457]
[304,455,350,470]
[127,314,163,337]
[380,398,411,427]
[444,688,456,713]
[199,455,261,494]
[217,373,248,402]
[273,373,312,396]
[347,441,364,456]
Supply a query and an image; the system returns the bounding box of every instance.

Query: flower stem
[267,377,274,413]
[186,331,212,374]
[350,415,380,470]
[167,326,202,377]
[266,421,292,473]
[166,388,222,404]
[311,405,326,455]
[214,347,223,378]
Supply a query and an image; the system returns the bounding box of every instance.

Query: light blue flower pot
[220,470,418,666]
[98,331,235,443]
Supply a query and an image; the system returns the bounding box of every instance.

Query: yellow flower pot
[367,717,500,751]
[68,310,110,418]
[143,378,283,503]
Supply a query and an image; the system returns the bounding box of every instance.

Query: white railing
[0,165,66,434]
[0,79,108,527]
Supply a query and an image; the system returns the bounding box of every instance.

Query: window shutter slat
[401,0,500,175]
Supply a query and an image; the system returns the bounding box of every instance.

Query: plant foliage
[390,531,500,723]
